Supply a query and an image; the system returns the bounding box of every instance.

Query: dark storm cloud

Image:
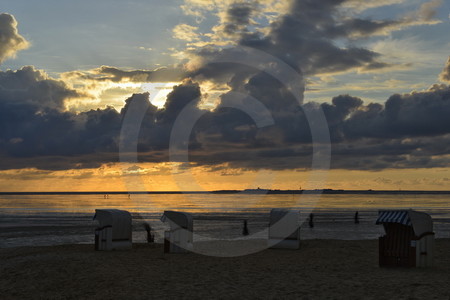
[0,65,121,169]
[330,134,450,170]
[239,0,390,75]
[243,71,299,111]
[211,0,391,76]
[0,78,208,170]
[440,56,450,83]
[157,80,202,124]
[321,95,363,142]
[343,84,450,139]
[190,0,442,84]
[2,71,450,171]
[0,101,122,170]
[0,66,82,110]
[0,13,29,64]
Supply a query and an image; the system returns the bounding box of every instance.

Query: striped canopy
[376,210,412,226]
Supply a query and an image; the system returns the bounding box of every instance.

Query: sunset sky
[1,0,450,191]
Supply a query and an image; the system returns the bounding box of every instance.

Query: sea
[1,193,450,248]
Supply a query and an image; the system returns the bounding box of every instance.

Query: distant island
[1,189,450,195]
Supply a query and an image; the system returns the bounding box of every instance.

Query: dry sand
[1,239,449,299]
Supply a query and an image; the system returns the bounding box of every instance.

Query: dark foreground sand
[1,239,449,299]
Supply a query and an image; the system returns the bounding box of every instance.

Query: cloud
[440,56,450,83]
[90,66,186,83]
[343,84,450,139]
[215,2,257,37]
[0,66,82,110]
[0,13,29,64]
[181,0,289,21]
[345,0,444,35]
[173,24,200,42]
[0,104,120,170]
[344,0,406,11]
[415,0,442,21]
[321,94,364,142]
[157,79,202,124]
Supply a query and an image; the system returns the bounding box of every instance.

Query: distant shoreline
[2,189,450,195]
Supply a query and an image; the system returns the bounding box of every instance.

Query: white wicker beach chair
[268,209,301,249]
[94,209,132,251]
[161,211,193,253]
[376,209,434,267]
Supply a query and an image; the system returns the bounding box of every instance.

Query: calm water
[1,193,449,248]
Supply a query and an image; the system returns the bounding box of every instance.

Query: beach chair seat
[378,223,415,267]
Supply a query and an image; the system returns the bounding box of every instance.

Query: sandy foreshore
[1,239,449,299]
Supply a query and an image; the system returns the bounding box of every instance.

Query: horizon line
[1,189,450,195]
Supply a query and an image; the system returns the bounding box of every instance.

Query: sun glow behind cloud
[64,80,181,112]
[140,82,179,108]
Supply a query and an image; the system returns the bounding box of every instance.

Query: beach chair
[376,210,434,267]
[268,209,301,249]
[161,211,193,253]
[93,209,132,251]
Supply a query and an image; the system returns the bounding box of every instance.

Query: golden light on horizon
[0,164,449,192]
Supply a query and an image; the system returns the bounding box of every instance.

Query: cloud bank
[1,65,450,172]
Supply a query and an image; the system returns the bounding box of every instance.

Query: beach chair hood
[161,211,193,230]
[376,210,433,237]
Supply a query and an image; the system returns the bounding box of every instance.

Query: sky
[1,0,450,191]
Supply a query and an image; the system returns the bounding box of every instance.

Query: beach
[2,193,450,298]
[1,239,449,299]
